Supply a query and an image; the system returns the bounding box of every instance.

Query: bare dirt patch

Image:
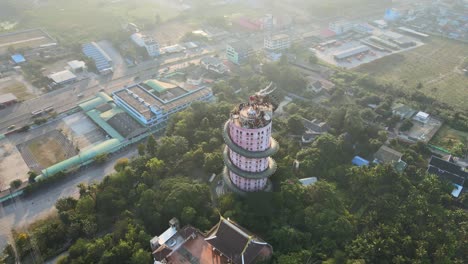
[17,130,77,171]
[0,79,33,100]
[28,137,67,168]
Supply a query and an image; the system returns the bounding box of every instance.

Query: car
[77,93,84,98]
[7,125,16,130]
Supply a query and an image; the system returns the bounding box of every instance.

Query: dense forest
[2,62,468,263]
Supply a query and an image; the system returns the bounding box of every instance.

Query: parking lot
[313,31,425,69]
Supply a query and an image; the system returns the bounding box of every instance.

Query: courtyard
[0,112,107,188]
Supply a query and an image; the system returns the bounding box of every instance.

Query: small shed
[11,54,26,64]
[352,156,370,167]
[299,177,318,186]
[413,111,430,124]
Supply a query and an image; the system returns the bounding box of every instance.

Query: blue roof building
[352,156,370,167]
[82,42,113,74]
[11,54,26,64]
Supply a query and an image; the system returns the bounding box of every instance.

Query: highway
[0,51,216,134]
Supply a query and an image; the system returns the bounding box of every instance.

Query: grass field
[1,0,180,44]
[0,28,55,55]
[431,125,468,153]
[27,137,67,168]
[0,81,33,100]
[357,37,468,111]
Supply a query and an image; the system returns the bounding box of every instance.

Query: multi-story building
[329,20,355,35]
[264,34,291,51]
[226,41,254,65]
[222,85,279,195]
[113,79,213,127]
[131,33,160,57]
[200,56,228,74]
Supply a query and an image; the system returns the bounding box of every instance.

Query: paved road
[0,148,138,250]
[0,51,216,134]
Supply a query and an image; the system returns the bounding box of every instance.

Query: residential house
[373,145,407,172]
[392,103,416,119]
[427,156,468,197]
[306,76,335,93]
[301,117,330,144]
[200,56,228,74]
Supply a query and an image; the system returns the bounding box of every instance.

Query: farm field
[0,80,34,101]
[0,28,55,55]
[357,37,468,111]
[431,125,468,155]
[1,0,180,44]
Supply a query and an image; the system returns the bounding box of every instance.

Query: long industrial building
[113,79,213,127]
[82,42,113,74]
[333,45,370,60]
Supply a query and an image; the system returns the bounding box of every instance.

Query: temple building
[222,85,279,195]
[151,217,273,264]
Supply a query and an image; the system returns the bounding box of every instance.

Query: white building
[48,70,77,85]
[413,111,430,124]
[131,33,160,57]
[67,60,86,73]
[264,34,291,51]
[329,20,355,35]
[113,79,213,127]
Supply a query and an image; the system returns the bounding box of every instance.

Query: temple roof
[205,217,271,264]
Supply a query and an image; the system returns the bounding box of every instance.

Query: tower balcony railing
[223,146,277,179]
[222,167,273,196]
[222,121,279,158]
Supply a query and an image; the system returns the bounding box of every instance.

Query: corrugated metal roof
[0,93,18,104]
[48,70,76,84]
[40,139,121,178]
[352,156,369,166]
[86,109,124,141]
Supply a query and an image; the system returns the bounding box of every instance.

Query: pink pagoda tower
[222,84,279,195]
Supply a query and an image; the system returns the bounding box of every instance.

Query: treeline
[2,86,467,264]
